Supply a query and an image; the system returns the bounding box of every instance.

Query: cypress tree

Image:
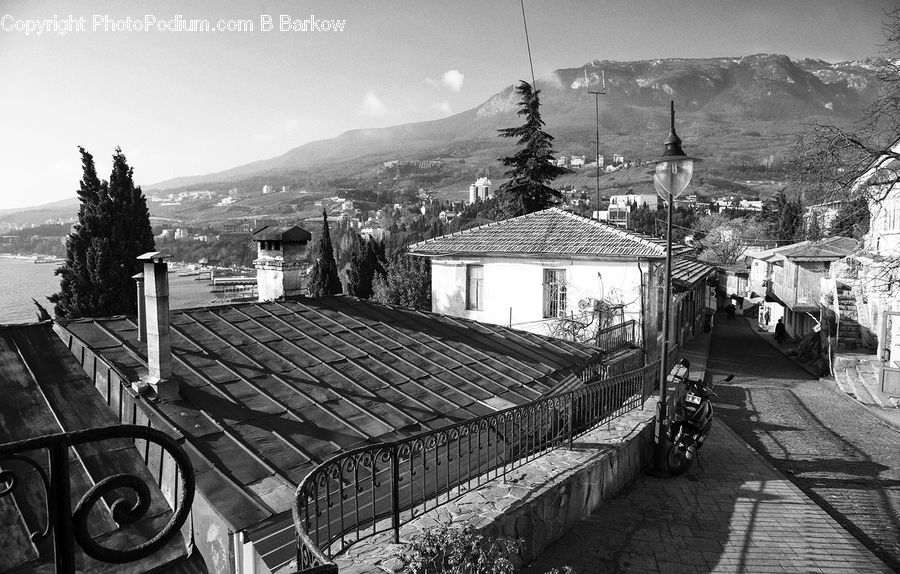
[496,81,569,217]
[51,147,155,318]
[347,236,384,299]
[309,210,342,297]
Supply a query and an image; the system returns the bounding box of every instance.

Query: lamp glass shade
[653,159,694,201]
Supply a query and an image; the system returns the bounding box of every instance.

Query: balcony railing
[0,424,194,573]
[595,320,637,353]
[293,361,661,572]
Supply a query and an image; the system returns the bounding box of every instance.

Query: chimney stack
[133,272,146,342]
[252,225,311,301]
[137,251,179,401]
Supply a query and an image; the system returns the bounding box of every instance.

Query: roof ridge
[409,206,671,257]
[409,207,556,250]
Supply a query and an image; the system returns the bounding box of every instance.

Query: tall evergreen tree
[372,252,431,311]
[765,189,804,242]
[496,81,569,216]
[346,236,384,299]
[50,147,154,318]
[830,198,870,239]
[308,210,342,297]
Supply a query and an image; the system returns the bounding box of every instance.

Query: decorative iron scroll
[294,361,662,572]
[0,424,194,572]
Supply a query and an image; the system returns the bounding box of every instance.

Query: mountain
[147,54,883,192]
[0,197,80,227]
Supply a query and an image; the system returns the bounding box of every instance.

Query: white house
[837,136,900,370]
[408,208,673,352]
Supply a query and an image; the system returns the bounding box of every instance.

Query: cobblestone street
[524,413,890,573]
[525,312,900,573]
[708,314,900,571]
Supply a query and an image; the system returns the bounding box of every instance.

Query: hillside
[148,54,880,193]
[6,54,881,225]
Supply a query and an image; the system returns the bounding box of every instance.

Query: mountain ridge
[146,53,882,192]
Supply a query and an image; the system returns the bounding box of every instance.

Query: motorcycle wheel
[666,440,694,476]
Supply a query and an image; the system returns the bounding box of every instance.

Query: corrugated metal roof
[0,323,189,573]
[751,237,858,263]
[671,258,719,287]
[775,236,858,261]
[408,208,674,258]
[58,296,601,570]
[252,226,312,242]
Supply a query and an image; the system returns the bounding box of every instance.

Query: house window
[543,269,567,318]
[466,265,484,310]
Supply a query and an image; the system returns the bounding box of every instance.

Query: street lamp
[651,100,701,473]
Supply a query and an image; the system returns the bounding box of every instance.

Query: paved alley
[707,314,900,571]
[525,312,899,574]
[524,415,890,573]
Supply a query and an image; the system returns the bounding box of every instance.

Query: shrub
[402,526,521,574]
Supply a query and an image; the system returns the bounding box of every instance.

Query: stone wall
[335,406,655,573]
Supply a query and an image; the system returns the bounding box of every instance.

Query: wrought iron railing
[595,320,637,353]
[0,424,194,573]
[293,361,660,571]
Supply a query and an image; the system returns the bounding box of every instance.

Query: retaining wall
[335,405,656,573]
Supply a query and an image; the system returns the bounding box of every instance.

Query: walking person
[775,318,786,344]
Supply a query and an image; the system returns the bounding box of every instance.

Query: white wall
[431,256,653,341]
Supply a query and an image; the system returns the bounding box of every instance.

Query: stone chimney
[133,272,146,342]
[137,251,179,401]
[252,225,312,301]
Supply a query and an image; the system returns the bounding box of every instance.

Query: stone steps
[833,355,898,409]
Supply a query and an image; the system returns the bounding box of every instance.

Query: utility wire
[520,0,536,88]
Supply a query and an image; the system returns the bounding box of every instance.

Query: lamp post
[651,101,700,473]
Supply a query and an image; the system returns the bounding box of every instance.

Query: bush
[402,526,521,574]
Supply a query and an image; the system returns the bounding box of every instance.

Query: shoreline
[0,253,61,261]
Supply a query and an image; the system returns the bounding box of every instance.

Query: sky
[0,0,895,210]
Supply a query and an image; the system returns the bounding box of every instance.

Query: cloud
[431,101,452,115]
[541,71,563,90]
[358,91,387,117]
[441,69,464,91]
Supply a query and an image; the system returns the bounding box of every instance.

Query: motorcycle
[664,358,733,475]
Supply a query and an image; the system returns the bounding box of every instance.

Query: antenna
[520,0,536,88]
[586,69,607,220]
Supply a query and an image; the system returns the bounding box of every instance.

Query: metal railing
[0,425,194,573]
[293,361,661,571]
[595,320,637,353]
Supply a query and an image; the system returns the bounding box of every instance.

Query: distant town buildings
[262,184,273,194]
[468,177,493,204]
[570,155,586,168]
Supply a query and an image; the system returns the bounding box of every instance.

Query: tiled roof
[408,208,672,258]
[0,323,188,573]
[58,296,601,570]
[671,258,720,288]
[252,226,312,242]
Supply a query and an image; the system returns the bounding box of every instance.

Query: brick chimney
[137,251,179,401]
[252,225,312,301]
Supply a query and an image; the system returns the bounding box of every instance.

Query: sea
[0,256,232,324]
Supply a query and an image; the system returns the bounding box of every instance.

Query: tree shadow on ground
[708,313,900,572]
